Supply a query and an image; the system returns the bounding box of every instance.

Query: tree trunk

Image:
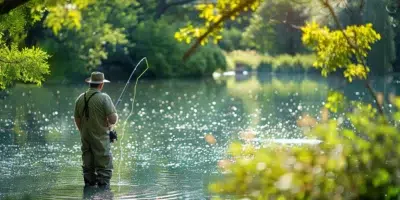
[154,0,168,20]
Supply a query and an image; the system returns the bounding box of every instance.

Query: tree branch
[0,0,30,15]
[183,0,258,60]
[320,0,385,117]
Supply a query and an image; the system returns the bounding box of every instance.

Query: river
[0,73,398,199]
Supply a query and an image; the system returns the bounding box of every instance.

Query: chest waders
[80,91,113,189]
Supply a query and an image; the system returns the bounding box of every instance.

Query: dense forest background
[1,0,400,84]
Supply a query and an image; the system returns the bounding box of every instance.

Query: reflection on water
[0,73,398,199]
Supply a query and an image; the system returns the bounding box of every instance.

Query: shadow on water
[83,186,114,200]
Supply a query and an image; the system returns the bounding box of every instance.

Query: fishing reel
[109,130,118,143]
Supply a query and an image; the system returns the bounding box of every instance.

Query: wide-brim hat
[85,72,110,84]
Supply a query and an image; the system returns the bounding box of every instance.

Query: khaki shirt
[74,88,117,139]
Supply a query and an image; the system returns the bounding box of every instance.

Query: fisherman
[74,72,118,189]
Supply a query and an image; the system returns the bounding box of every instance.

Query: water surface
[0,73,398,199]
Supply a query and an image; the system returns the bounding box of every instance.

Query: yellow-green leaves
[344,64,369,82]
[45,5,82,34]
[211,100,400,199]
[301,22,380,82]
[42,0,95,34]
[325,91,345,113]
[175,0,261,48]
[0,40,50,89]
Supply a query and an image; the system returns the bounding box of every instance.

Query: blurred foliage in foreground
[210,101,399,199]
[208,1,400,198]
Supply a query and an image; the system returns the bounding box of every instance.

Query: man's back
[74,88,116,138]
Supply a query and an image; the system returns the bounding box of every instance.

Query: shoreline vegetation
[215,50,318,77]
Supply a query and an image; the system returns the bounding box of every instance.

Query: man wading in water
[74,72,118,189]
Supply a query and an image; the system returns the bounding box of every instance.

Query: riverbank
[223,50,317,74]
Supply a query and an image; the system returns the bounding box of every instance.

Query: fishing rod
[114,57,148,107]
[114,57,149,186]
[109,57,149,143]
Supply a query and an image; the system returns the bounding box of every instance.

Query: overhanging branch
[182,0,258,60]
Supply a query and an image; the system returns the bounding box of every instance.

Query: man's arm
[107,113,118,126]
[104,94,118,127]
[74,117,82,131]
[74,94,83,131]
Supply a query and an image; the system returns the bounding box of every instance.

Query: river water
[0,73,398,199]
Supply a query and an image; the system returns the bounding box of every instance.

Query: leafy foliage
[0,34,49,89]
[128,20,226,77]
[242,0,308,55]
[211,99,399,199]
[224,50,315,72]
[175,0,262,58]
[50,0,135,70]
[301,22,380,82]
[325,91,346,113]
[0,0,94,88]
[219,28,248,52]
[209,1,400,199]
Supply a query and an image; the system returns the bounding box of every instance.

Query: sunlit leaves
[212,101,400,199]
[0,37,50,89]
[344,64,369,82]
[301,22,380,81]
[45,5,83,34]
[242,0,308,54]
[48,0,135,70]
[325,91,345,113]
[0,0,96,88]
[175,0,261,48]
[41,0,96,34]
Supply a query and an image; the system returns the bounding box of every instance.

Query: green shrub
[224,50,315,73]
[219,28,248,52]
[225,50,263,70]
[257,54,315,73]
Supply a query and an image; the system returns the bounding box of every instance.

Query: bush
[219,28,248,52]
[211,100,400,199]
[259,54,316,73]
[224,50,263,71]
[224,50,316,73]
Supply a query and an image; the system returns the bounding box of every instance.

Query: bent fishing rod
[114,57,148,108]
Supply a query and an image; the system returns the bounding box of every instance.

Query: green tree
[335,0,395,74]
[175,0,263,60]
[242,0,308,55]
[0,0,94,89]
[126,20,226,77]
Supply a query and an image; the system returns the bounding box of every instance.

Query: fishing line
[113,57,149,186]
